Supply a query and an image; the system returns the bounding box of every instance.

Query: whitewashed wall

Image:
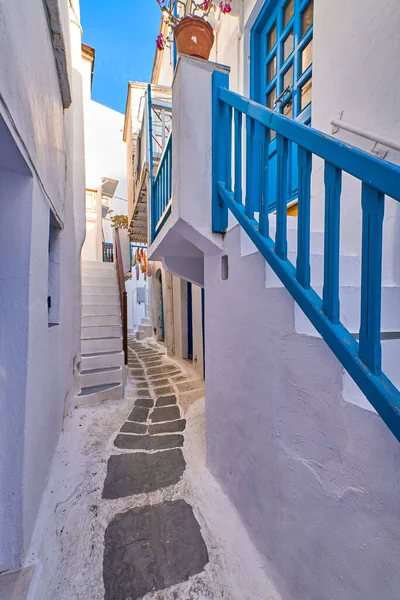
[0,0,85,573]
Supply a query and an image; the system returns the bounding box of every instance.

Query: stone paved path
[102,339,208,599]
[31,337,278,600]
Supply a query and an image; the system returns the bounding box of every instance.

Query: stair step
[81,337,123,354]
[265,251,360,288]
[81,366,120,374]
[82,284,117,295]
[82,304,120,317]
[295,285,400,336]
[78,365,123,388]
[81,325,122,340]
[80,350,124,371]
[82,274,117,285]
[82,260,114,267]
[81,315,121,326]
[82,293,119,305]
[75,382,123,406]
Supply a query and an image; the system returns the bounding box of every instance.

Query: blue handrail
[151,133,172,242]
[212,70,400,441]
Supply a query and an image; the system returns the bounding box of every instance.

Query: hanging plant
[156,0,233,60]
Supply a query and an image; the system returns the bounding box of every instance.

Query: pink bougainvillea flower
[219,0,232,13]
[156,33,165,50]
[202,0,212,10]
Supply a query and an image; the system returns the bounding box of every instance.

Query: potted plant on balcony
[156,0,233,61]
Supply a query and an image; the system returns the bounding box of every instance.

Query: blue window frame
[251,0,313,209]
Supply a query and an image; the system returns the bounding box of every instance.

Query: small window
[267,87,276,109]
[267,24,277,52]
[267,56,277,82]
[283,0,294,27]
[301,39,313,73]
[48,211,61,327]
[283,65,293,90]
[300,78,312,110]
[301,0,313,36]
[283,30,294,61]
[85,190,96,211]
[221,255,229,281]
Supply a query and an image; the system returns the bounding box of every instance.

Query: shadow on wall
[0,115,33,571]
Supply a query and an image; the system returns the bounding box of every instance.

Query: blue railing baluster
[211,81,400,441]
[212,70,229,232]
[245,116,256,220]
[296,147,312,288]
[259,124,270,238]
[323,162,342,323]
[359,184,384,375]
[151,132,173,240]
[275,134,289,259]
[234,109,242,204]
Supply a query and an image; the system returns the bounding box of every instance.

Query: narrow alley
[2,0,400,598]
[27,339,277,600]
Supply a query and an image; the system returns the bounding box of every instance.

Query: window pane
[267,87,276,109]
[301,0,313,36]
[283,65,293,90]
[301,39,313,72]
[283,100,293,119]
[267,56,277,82]
[283,30,294,61]
[267,24,277,52]
[300,78,312,110]
[283,0,294,27]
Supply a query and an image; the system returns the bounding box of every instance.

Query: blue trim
[147,84,155,242]
[151,133,172,242]
[212,78,400,442]
[212,70,230,232]
[187,282,193,360]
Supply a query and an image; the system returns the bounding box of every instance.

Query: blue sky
[80,0,160,114]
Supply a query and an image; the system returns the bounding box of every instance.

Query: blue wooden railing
[103,242,113,263]
[151,133,172,242]
[212,70,400,441]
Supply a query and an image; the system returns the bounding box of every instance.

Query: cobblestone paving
[103,338,207,600]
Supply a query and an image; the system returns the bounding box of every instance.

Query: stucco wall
[0,0,84,571]
[205,225,400,600]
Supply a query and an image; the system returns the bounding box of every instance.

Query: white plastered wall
[0,0,85,572]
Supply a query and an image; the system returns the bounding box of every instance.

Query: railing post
[359,184,384,374]
[212,69,230,233]
[323,162,342,323]
[147,84,155,243]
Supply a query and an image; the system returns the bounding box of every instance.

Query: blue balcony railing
[212,70,400,441]
[151,133,172,242]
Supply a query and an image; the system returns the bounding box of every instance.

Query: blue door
[251,0,313,212]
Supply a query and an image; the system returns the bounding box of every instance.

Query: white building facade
[145,1,400,599]
[0,0,85,586]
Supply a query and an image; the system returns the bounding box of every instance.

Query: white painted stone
[78,366,123,388]
[81,325,122,340]
[82,293,119,305]
[81,337,122,354]
[81,315,121,327]
[81,304,120,317]
[80,351,124,371]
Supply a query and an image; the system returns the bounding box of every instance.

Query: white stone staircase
[76,261,125,404]
[240,215,400,412]
[136,316,153,340]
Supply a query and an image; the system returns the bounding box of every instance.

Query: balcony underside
[148,212,224,287]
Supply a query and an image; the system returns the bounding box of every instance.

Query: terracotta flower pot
[174,16,214,61]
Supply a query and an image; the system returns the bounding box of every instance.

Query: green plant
[110,215,128,229]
